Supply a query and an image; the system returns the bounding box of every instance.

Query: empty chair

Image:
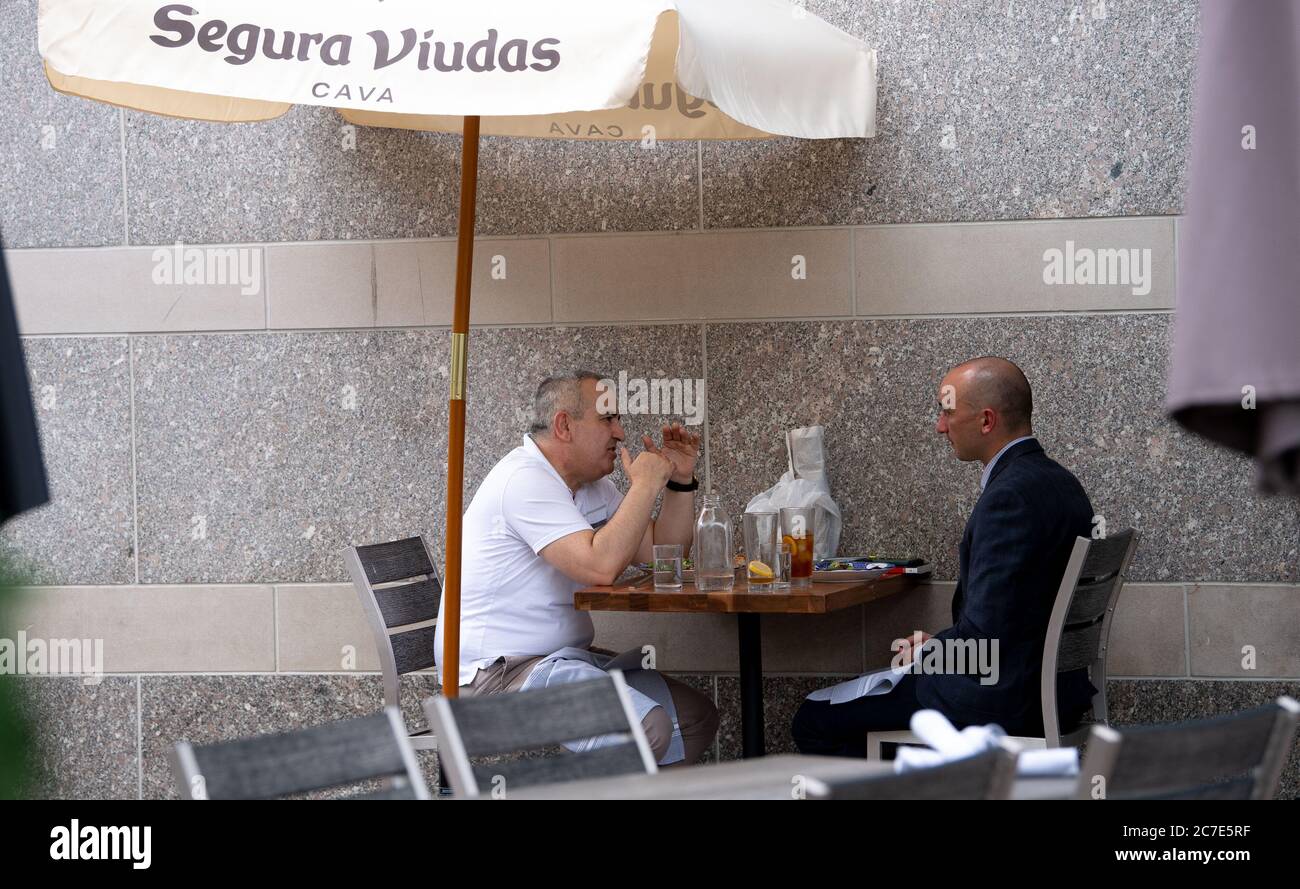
[1076,696,1300,800]
[424,670,658,798]
[344,535,441,753]
[868,529,1139,759]
[808,739,1021,800]
[169,707,430,800]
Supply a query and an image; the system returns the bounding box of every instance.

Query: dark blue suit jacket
[915,438,1097,734]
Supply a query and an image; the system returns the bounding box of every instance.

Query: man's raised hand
[646,422,701,484]
[620,445,674,491]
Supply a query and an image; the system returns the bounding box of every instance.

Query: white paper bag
[744,425,842,559]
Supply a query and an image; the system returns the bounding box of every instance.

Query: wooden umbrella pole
[443,114,480,699]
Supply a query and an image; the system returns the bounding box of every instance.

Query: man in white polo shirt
[434,370,718,765]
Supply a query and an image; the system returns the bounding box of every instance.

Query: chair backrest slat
[390,624,437,675]
[450,677,636,755]
[1107,707,1279,791]
[813,746,1018,800]
[355,538,437,586]
[1078,532,1133,581]
[1142,778,1257,800]
[1079,697,1300,800]
[1056,620,1105,672]
[1064,577,1117,624]
[171,708,428,800]
[424,671,657,797]
[372,577,441,628]
[471,742,650,791]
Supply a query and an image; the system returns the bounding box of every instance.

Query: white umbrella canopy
[40,0,877,138]
[38,0,877,698]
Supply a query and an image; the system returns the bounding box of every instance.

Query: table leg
[737,612,765,758]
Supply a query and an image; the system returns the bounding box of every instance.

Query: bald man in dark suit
[793,357,1097,756]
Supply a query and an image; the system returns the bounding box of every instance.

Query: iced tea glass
[779,506,815,588]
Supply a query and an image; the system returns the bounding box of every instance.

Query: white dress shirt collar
[980,435,1036,491]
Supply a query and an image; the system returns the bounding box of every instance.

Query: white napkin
[892,709,1079,777]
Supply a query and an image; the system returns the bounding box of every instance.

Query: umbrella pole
[443,115,480,699]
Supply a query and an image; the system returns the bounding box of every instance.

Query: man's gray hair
[529,370,606,435]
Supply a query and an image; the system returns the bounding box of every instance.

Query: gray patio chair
[868,529,1139,759]
[1076,696,1299,800]
[424,670,658,798]
[344,535,441,753]
[169,707,430,800]
[808,738,1021,800]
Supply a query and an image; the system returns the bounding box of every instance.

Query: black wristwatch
[665,475,700,492]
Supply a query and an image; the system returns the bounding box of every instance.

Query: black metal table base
[737,612,765,758]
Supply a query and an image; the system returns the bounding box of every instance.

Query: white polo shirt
[435,434,625,686]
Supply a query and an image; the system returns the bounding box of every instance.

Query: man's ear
[552,411,571,442]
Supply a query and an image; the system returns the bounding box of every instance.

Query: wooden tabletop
[503,755,886,800]
[574,571,918,615]
[498,754,1078,800]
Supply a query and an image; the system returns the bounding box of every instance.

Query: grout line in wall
[0,213,1185,254]
[136,675,142,800]
[1172,215,1180,309]
[119,109,130,247]
[12,582,335,590]
[696,140,704,231]
[263,243,271,329]
[547,237,556,323]
[273,586,280,672]
[14,307,1180,341]
[1106,675,1300,683]
[368,244,378,326]
[700,324,711,493]
[128,338,140,585]
[1184,582,1193,677]
[44,670,392,678]
[849,228,858,316]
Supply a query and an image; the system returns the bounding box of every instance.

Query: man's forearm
[589,481,660,580]
[653,489,696,555]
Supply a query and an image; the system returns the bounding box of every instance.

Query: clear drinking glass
[771,541,793,590]
[694,493,735,591]
[742,511,779,587]
[780,506,815,588]
[653,544,683,591]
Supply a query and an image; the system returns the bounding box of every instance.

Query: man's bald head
[950,356,1034,434]
[935,356,1034,463]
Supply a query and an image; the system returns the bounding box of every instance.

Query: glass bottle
[694,493,735,591]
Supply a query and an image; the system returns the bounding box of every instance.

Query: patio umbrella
[1166,0,1300,494]
[38,0,878,697]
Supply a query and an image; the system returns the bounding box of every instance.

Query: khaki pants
[465,652,719,766]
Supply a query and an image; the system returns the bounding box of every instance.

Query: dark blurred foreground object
[1167,0,1300,493]
[0,235,49,522]
[1,230,48,798]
